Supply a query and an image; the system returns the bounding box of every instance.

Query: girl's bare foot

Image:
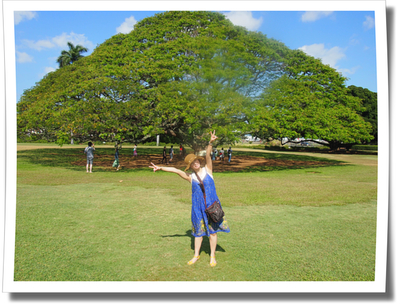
[210,256,217,267]
[187,255,200,265]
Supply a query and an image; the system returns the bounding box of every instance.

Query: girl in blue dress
[149,131,230,267]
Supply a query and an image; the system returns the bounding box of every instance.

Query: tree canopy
[17,11,289,149]
[17,11,374,150]
[249,50,373,149]
[347,85,377,144]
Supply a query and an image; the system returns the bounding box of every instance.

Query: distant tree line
[347,85,377,145]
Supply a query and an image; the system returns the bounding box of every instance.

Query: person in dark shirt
[227,147,232,163]
[162,146,168,164]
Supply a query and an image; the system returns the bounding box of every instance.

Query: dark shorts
[87,158,93,165]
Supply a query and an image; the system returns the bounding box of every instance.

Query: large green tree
[18,11,372,151]
[250,50,373,150]
[56,42,88,68]
[17,11,289,150]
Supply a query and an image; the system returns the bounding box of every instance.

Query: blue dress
[191,167,230,237]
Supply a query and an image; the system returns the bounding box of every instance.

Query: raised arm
[149,163,191,183]
[206,130,218,174]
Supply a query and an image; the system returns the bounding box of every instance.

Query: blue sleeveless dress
[191,167,230,237]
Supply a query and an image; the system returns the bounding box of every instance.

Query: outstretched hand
[209,130,218,143]
[149,162,161,172]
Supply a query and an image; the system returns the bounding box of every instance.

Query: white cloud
[224,11,263,31]
[363,16,375,30]
[299,43,346,69]
[21,39,55,51]
[44,66,56,74]
[16,51,34,63]
[349,35,360,46]
[52,32,95,50]
[21,32,95,51]
[116,16,138,34]
[299,43,358,77]
[349,38,360,46]
[337,66,360,76]
[14,11,37,25]
[301,11,334,22]
[39,66,57,79]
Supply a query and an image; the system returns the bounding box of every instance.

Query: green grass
[352,144,378,151]
[14,145,378,281]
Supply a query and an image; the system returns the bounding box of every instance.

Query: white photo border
[3,0,389,293]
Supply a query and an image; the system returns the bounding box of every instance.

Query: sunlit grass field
[14,144,378,281]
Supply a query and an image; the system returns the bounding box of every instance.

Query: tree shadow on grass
[161,230,226,256]
[17,147,350,174]
[17,148,160,173]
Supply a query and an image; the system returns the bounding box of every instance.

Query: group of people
[211,147,233,163]
[159,145,233,166]
[84,142,233,172]
[162,145,173,164]
[83,142,138,172]
[112,143,138,171]
[161,144,187,164]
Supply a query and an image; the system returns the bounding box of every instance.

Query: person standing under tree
[220,148,225,161]
[227,147,232,163]
[84,142,95,173]
[169,145,174,162]
[214,148,219,161]
[179,144,183,160]
[211,147,216,161]
[113,143,122,171]
[161,146,168,164]
[149,131,230,267]
[133,144,138,158]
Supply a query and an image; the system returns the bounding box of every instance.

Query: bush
[265,145,289,151]
[265,140,282,147]
[17,136,52,143]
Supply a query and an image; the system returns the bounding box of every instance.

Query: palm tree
[57,42,88,68]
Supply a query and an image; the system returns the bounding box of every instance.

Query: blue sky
[14,10,377,101]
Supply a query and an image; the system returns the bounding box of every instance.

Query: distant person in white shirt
[220,148,225,161]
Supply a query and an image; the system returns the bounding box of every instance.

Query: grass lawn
[14,144,378,281]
